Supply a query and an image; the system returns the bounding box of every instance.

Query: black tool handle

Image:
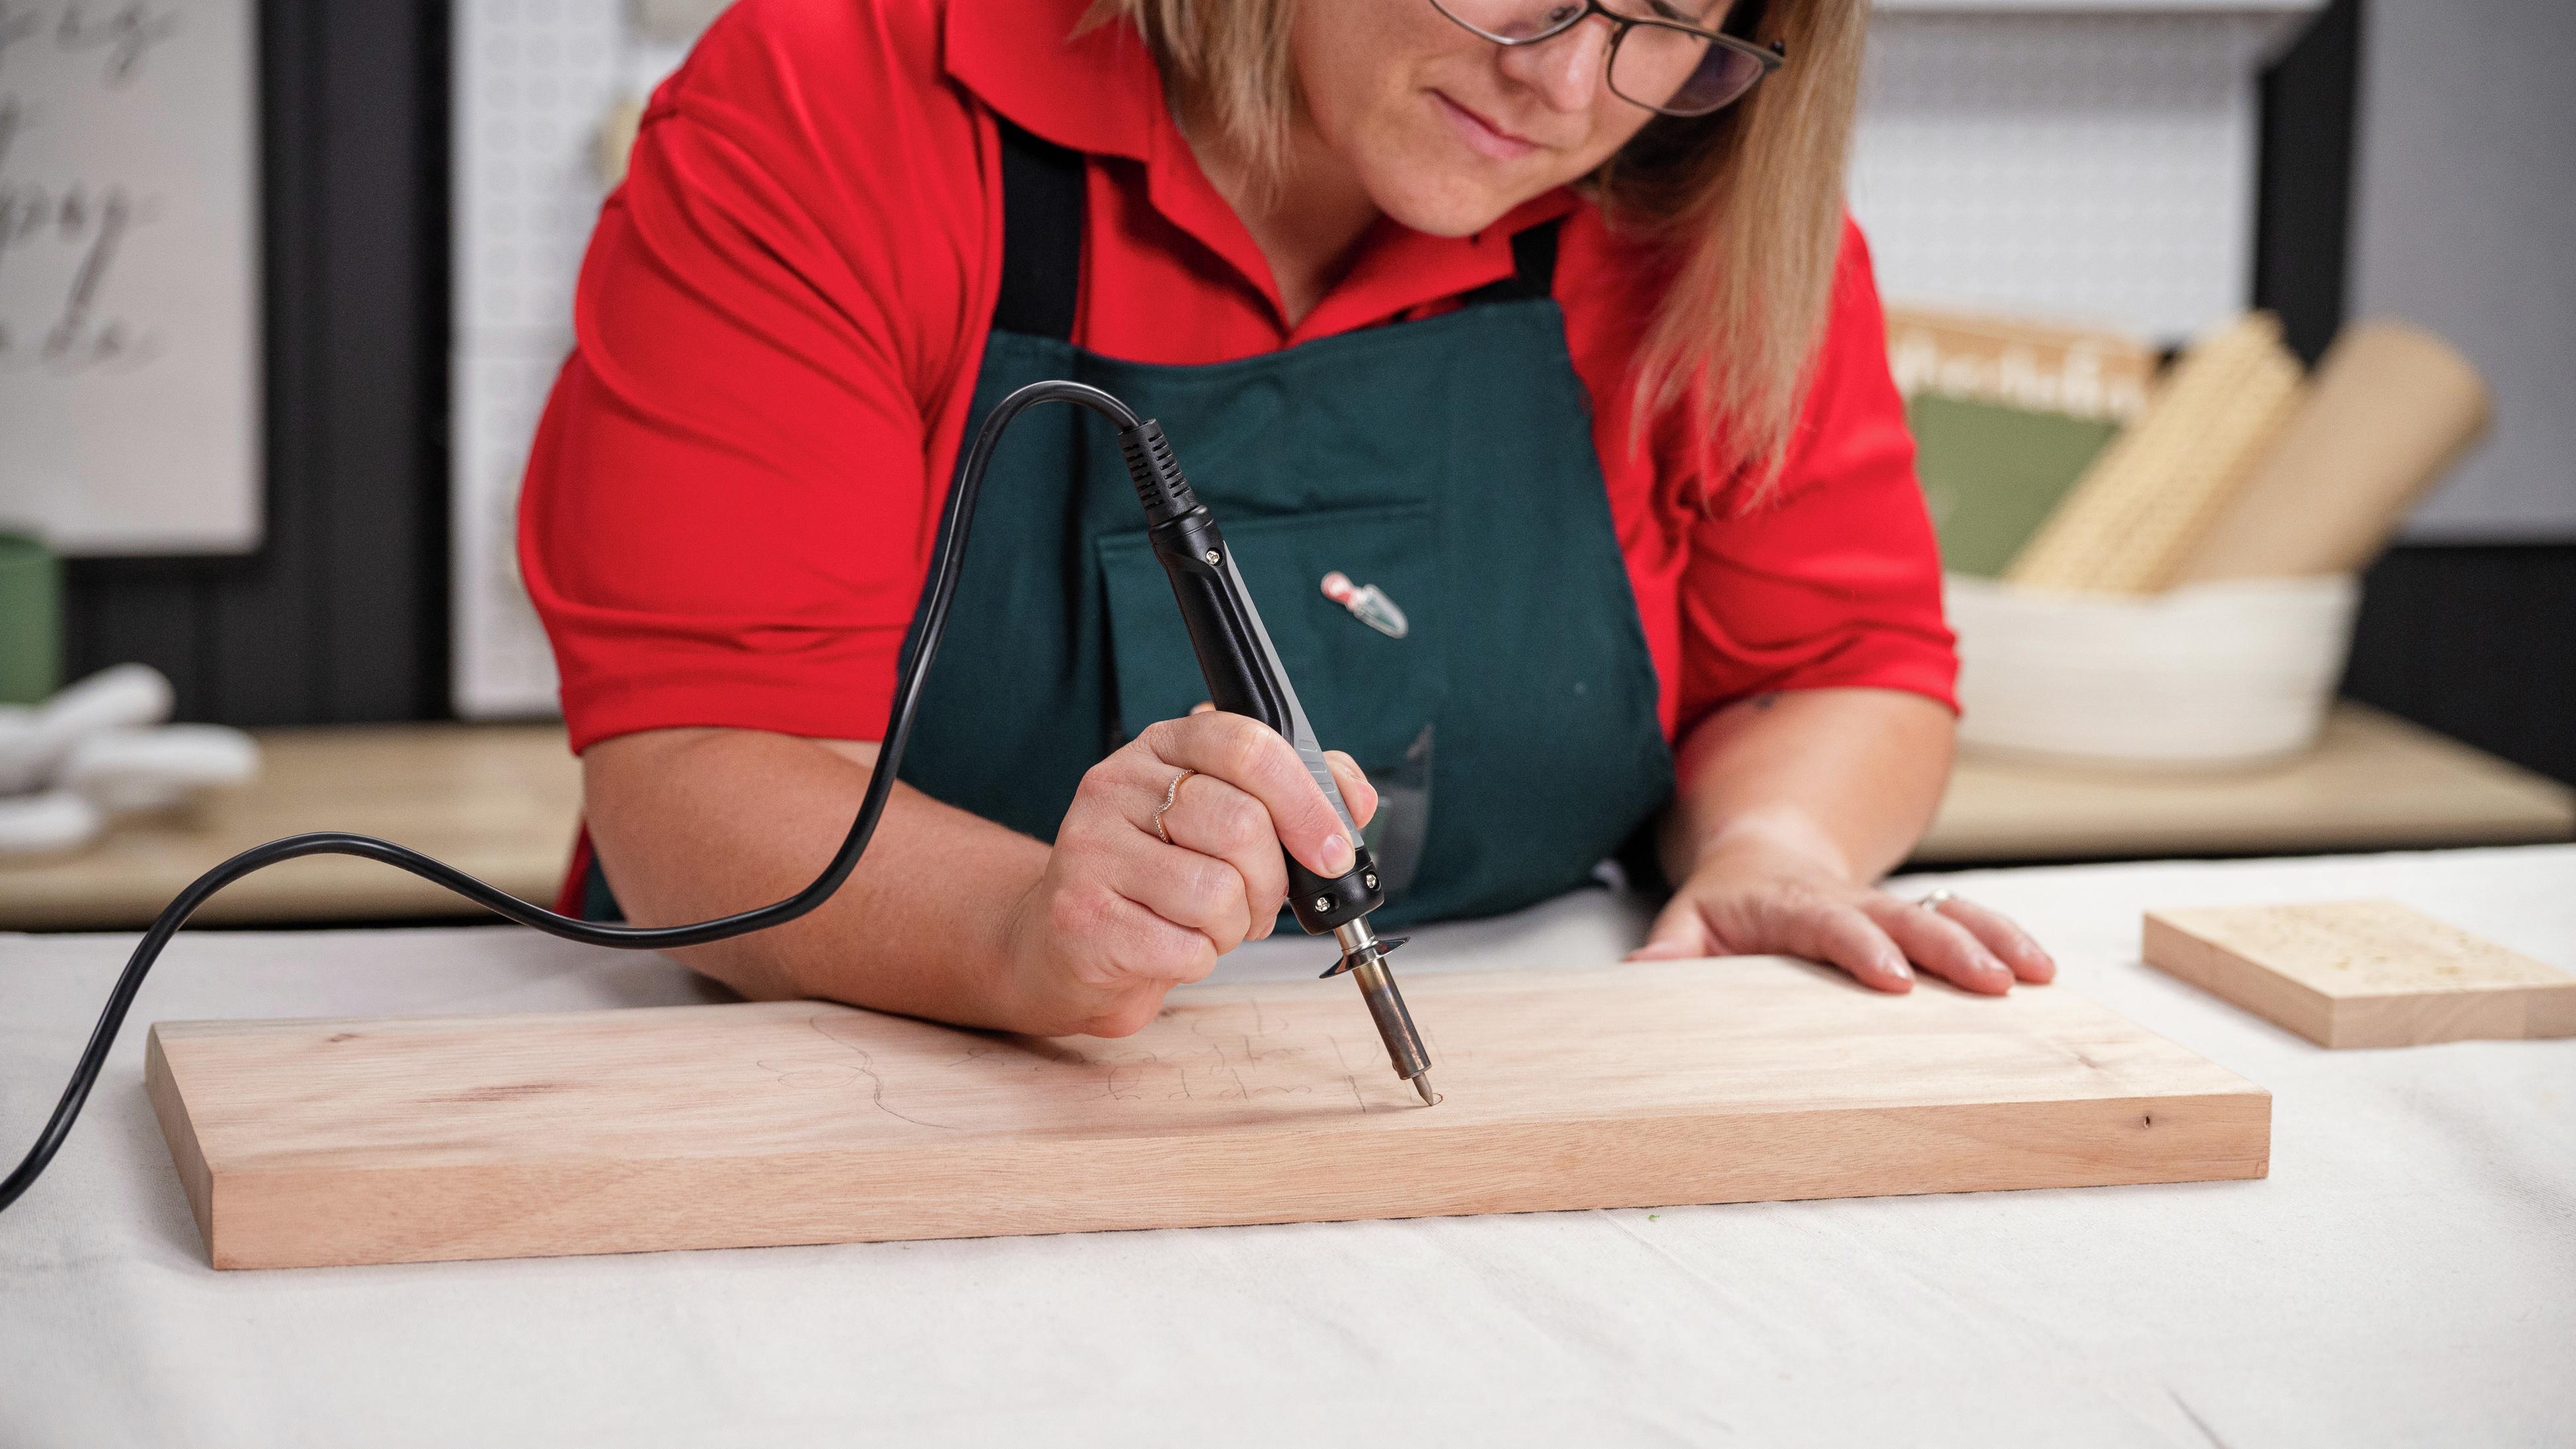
[1120,421,1384,936]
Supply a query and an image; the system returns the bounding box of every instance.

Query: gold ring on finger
[1152,768,1198,845]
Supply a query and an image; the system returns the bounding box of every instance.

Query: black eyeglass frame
[1428,0,1787,118]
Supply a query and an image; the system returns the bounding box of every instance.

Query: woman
[522,0,2056,1040]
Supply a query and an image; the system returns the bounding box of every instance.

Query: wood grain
[146,958,2270,1269]
[2144,900,2576,1049]
[0,724,579,929]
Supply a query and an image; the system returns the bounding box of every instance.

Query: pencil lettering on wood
[145,958,2271,1270]
[753,999,1416,1121]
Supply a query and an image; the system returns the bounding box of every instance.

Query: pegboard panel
[450,0,692,717]
[1850,8,2312,341]
[452,347,567,717]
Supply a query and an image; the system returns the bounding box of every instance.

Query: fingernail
[1882,954,1912,982]
[1321,834,1355,874]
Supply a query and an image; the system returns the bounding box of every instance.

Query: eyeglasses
[1428,0,1786,118]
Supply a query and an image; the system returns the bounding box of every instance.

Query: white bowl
[1947,573,2361,768]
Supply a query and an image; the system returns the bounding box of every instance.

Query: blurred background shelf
[0,725,579,931]
[1917,702,2575,865]
[4,707,2566,931]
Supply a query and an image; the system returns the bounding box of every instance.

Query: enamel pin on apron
[1321,571,1409,639]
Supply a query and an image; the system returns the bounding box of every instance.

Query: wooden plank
[147,958,2270,1270]
[1915,703,2576,865]
[2144,900,2576,1049]
[0,724,580,929]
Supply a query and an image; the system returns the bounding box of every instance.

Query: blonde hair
[1086,0,1870,496]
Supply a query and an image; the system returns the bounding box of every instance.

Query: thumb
[1628,894,1714,962]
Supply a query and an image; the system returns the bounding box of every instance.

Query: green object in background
[0,534,63,705]
[1908,394,2121,578]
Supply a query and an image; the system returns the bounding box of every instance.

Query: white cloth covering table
[3,845,2571,1448]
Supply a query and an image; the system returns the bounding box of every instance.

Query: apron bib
[893,123,1673,927]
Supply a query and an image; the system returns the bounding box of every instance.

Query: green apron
[892,124,1673,928]
[581,122,1672,928]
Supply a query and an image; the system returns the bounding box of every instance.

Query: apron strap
[1459,220,1562,306]
[994,118,1086,341]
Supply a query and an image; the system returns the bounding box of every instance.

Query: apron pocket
[1096,503,1447,896]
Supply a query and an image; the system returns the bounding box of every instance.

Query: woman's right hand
[997,711,1377,1038]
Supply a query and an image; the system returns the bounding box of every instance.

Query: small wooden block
[2143,900,2576,1048]
[146,958,2270,1270]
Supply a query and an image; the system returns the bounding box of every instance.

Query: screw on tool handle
[1118,419,1386,937]
[1283,845,1382,934]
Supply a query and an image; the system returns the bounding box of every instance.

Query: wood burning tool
[1120,419,1437,1105]
[0,378,1431,1220]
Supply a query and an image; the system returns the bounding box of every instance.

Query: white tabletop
[5,845,2572,1448]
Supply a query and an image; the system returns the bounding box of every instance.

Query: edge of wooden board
[143,1025,218,1254]
[2324,986,2576,1049]
[189,1087,2268,1271]
[2143,913,2337,1045]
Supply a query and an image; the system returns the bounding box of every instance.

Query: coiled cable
[0,379,1144,1214]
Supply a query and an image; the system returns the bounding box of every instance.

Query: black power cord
[0,378,1145,1215]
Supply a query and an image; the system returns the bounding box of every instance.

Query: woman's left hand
[1626,838,2056,994]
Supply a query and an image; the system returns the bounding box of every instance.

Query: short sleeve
[517,0,995,754]
[1671,221,1958,739]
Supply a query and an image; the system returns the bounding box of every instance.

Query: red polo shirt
[520,0,1955,771]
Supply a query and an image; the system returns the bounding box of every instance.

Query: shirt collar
[943,0,1161,162]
